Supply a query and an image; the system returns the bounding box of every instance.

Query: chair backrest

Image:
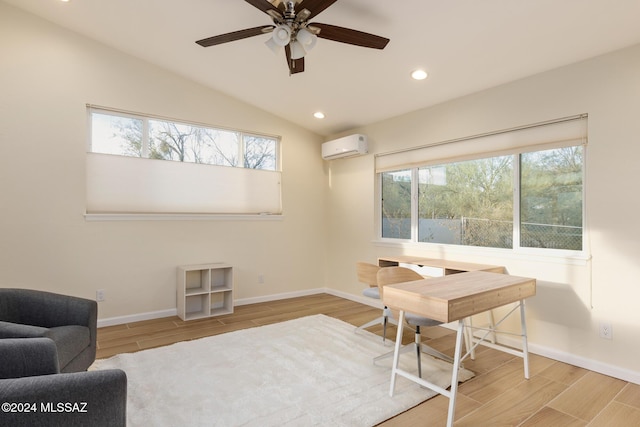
[376,266,424,298]
[356,262,381,288]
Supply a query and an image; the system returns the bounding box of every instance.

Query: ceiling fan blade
[244,0,284,19]
[196,25,275,47]
[310,23,390,49]
[297,0,338,20]
[285,44,305,74]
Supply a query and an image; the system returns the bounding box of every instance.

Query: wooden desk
[378,255,505,275]
[382,270,536,427]
[379,255,507,360]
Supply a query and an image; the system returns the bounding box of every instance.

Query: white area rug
[92,315,474,426]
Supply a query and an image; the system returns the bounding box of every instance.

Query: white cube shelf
[177,263,233,321]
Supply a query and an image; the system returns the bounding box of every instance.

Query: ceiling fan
[195,0,390,75]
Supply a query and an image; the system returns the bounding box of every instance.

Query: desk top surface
[378,255,505,274]
[382,270,536,323]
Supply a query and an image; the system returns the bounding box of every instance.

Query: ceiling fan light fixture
[196,1,390,75]
[271,25,291,47]
[296,28,317,51]
[265,37,281,54]
[289,40,306,60]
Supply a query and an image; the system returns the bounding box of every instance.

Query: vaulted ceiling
[5,0,640,136]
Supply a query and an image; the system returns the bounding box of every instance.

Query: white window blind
[375,115,587,173]
[86,153,282,214]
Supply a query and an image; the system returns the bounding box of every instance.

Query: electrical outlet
[96,289,106,302]
[258,274,265,284]
[599,322,612,340]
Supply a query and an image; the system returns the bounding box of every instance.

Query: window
[378,116,586,253]
[520,146,583,250]
[381,170,412,239]
[86,107,282,216]
[90,110,278,171]
[418,156,514,248]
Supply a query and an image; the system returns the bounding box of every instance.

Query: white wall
[0,3,326,319]
[325,43,640,383]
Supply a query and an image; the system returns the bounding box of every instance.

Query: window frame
[375,137,587,259]
[87,106,281,172]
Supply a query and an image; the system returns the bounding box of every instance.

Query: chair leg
[415,323,454,364]
[357,316,384,330]
[419,344,455,364]
[382,306,396,344]
[415,326,422,378]
[373,342,414,364]
[383,315,388,343]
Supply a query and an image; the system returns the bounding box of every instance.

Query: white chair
[355,262,394,343]
[373,266,453,378]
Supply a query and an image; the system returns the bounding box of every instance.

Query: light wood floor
[97,293,640,426]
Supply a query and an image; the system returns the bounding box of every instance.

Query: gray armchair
[0,288,97,372]
[0,338,127,427]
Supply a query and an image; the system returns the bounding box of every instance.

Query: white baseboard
[499,335,640,385]
[234,288,326,306]
[97,288,329,327]
[96,288,639,385]
[450,324,640,385]
[324,288,382,309]
[97,288,381,327]
[97,308,177,328]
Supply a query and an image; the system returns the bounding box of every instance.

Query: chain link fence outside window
[383,217,582,250]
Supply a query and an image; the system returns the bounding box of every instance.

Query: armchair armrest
[0,369,127,427]
[0,338,59,379]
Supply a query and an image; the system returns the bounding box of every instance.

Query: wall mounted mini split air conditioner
[321,134,368,160]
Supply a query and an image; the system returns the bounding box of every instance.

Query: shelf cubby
[210,291,233,316]
[177,263,233,321]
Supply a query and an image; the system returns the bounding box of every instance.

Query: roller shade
[87,153,282,214]
[375,115,587,173]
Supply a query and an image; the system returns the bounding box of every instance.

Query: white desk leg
[520,299,530,379]
[446,320,465,427]
[389,310,405,397]
[463,317,475,360]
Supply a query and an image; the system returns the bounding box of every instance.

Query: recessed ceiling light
[313,112,325,119]
[411,69,428,80]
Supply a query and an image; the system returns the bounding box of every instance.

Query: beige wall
[3,1,640,383]
[0,3,326,319]
[325,43,640,382]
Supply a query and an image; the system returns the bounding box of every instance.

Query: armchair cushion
[46,326,91,370]
[0,289,97,372]
[0,321,50,338]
